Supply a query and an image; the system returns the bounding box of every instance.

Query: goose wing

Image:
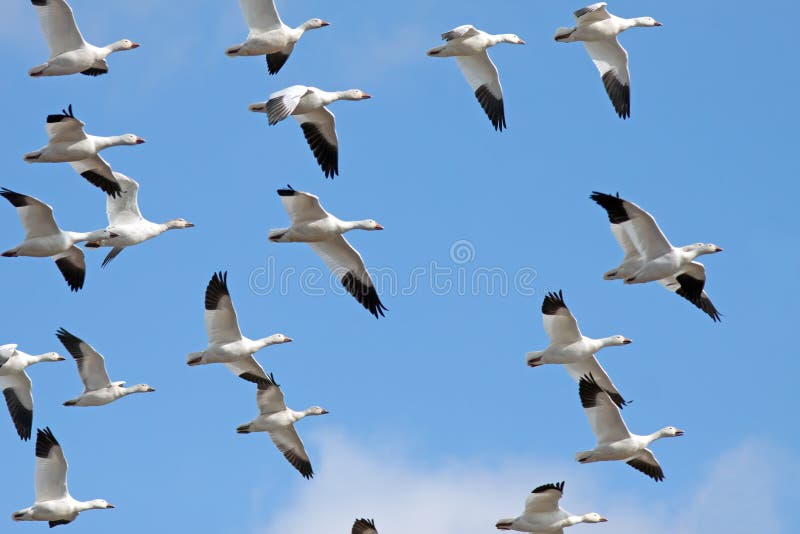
[583,39,630,119]
[55,328,111,391]
[524,481,564,514]
[1,370,33,441]
[0,189,59,239]
[106,172,142,226]
[204,271,243,344]
[627,448,664,481]
[53,246,85,292]
[266,42,294,75]
[578,374,631,444]
[239,0,283,32]
[45,105,86,143]
[455,51,505,130]
[441,25,479,41]
[32,0,86,57]
[294,107,339,178]
[574,3,611,24]
[68,155,122,197]
[34,427,69,502]
[590,192,671,260]
[275,186,328,224]
[541,290,581,344]
[263,85,309,125]
[564,357,627,408]
[225,357,268,383]
[659,262,721,321]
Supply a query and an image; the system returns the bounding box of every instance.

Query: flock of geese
[0,0,725,531]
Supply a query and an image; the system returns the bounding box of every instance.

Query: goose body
[575,374,683,481]
[0,189,115,291]
[187,272,292,381]
[226,0,329,74]
[29,0,139,77]
[23,106,145,197]
[427,25,524,130]
[554,3,661,118]
[0,345,64,440]
[56,328,154,407]
[236,374,328,479]
[12,428,114,527]
[590,191,723,321]
[84,173,193,266]
[249,86,371,178]
[526,290,631,408]
[496,482,607,532]
[269,186,387,318]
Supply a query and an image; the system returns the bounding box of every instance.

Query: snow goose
[526,290,631,408]
[12,428,115,527]
[187,272,292,381]
[554,3,662,119]
[427,25,525,131]
[29,0,139,77]
[353,518,378,534]
[236,373,328,479]
[248,86,371,178]
[496,481,607,532]
[23,105,146,197]
[590,192,723,321]
[84,172,193,267]
[226,0,329,75]
[269,185,387,318]
[0,188,116,292]
[56,328,154,407]
[576,374,683,481]
[0,345,64,440]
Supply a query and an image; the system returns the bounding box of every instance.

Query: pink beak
[374,223,384,230]
[130,42,141,49]
[135,137,146,144]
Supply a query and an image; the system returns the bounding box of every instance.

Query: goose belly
[242,30,291,55]
[44,49,97,74]
[541,342,593,364]
[74,388,122,406]
[42,140,96,162]
[591,439,641,460]
[28,501,78,521]
[251,412,295,432]
[16,235,71,257]
[285,220,340,242]
[630,253,683,283]
[573,21,621,41]
[205,341,251,362]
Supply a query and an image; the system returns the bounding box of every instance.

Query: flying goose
[0,345,64,440]
[84,172,194,267]
[576,374,683,481]
[56,328,155,407]
[496,481,607,532]
[0,188,116,292]
[554,3,662,118]
[526,290,631,408]
[12,428,115,527]
[427,25,525,131]
[23,105,146,197]
[590,191,723,321]
[29,0,139,77]
[249,86,371,178]
[352,518,379,534]
[237,373,328,479]
[226,0,329,75]
[269,185,387,318]
[187,272,292,381]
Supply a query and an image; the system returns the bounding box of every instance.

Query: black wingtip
[342,272,387,319]
[205,271,229,310]
[0,188,30,208]
[352,518,377,534]
[79,170,122,197]
[299,122,338,178]
[531,481,565,494]
[541,290,566,315]
[578,373,603,409]
[3,388,32,440]
[590,191,629,224]
[474,85,506,131]
[35,427,59,458]
[602,71,630,119]
[277,184,296,196]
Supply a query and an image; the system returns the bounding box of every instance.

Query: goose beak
[284,337,293,343]
[374,223,384,230]
[106,504,116,509]
[135,137,146,144]
[56,356,66,361]
[146,387,156,392]
[622,338,632,344]
[130,42,140,49]
[360,93,372,99]
[676,429,685,436]
[517,39,526,45]
[320,21,330,27]
[321,409,330,414]
[654,21,663,26]
[714,246,723,252]
[109,232,119,238]
[185,222,195,228]
[598,517,608,522]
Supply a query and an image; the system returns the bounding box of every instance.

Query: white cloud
[249,430,792,534]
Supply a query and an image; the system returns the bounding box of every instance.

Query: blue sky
[0,0,798,532]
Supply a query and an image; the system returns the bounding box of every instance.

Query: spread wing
[238,0,283,32]
[275,186,328,224]
[541,290,581,344]
[1,371,33,440]
[574,3,611,24]
[627,448,664,481]
[294,107,339,178]
[106,172,142,226]
[456,51,505,130]
[68,155,122,197]
[32,0,86,57]
[658,262,721,321]
[578,374,630,444]
[263,85,309,125]
[34,427,69,502]
[53,246,85,292]
[524,481,564,514]
[590,192,672,260]
[583,39,631,119]
[564,356,627,409]
[0,189,59,239]
[266,42,295,75]
[441,25,479,41]
[204,272,243,344]
[45,106,86,143]
[55,328,112,391]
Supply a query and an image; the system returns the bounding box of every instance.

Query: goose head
[356,219,384,231]
[341,89,372,101]
[87,499,115,510]
[133,384,156,393]
[111,39,140,51]
[166,218,195,230]
[41,352,66,362]
[581,513,608,524]
[120,133,146,145]
[502,34,526,45]
[659,426,685,438]
[307,406,329,416]
[609,335,633,346]
[684,243,723,256]
[267,334,293,345]
[633,17,662,27]
[304,18,330,30]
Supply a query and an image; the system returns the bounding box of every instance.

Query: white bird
[11,427,115,527]
[29,0,139,77]
[56,328,155,407]
[427,25,525,131]
[591,191,723,321]
[576,374,683,481]
[236,373,328,479]
[84,172,194,267]
[496,481,608,532]
[269,185,387,318]
[526,290,631,408]
[23,105,146,197]
[226,0,329,75]
[248,85,371,178]
[554,3,662,119]
[187,272,293,381]
[0,188,116,292]
[352,518,379,534]
[0,345,64,441]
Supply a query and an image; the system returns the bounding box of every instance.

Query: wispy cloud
[249,430,793,533]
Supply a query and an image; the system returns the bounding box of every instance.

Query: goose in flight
[56,328,155,407]
[12,428,115,527]
[269,185,387,318]
[23,105,146,197]
[427,25,525,131]
[249,86,371,178]
[0,344,64,440]
[496,481,607,532]
[237,373,328,479]
[590,191,723,321]
[187,272,292,382]
[352,518,379,534]
[84,172,194,267]
[526,290,631,408]
[576,374,683,481]
[0,188,116,292]
[226,0,329,75]
[29,0,139,77]
[554,3,662,118]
